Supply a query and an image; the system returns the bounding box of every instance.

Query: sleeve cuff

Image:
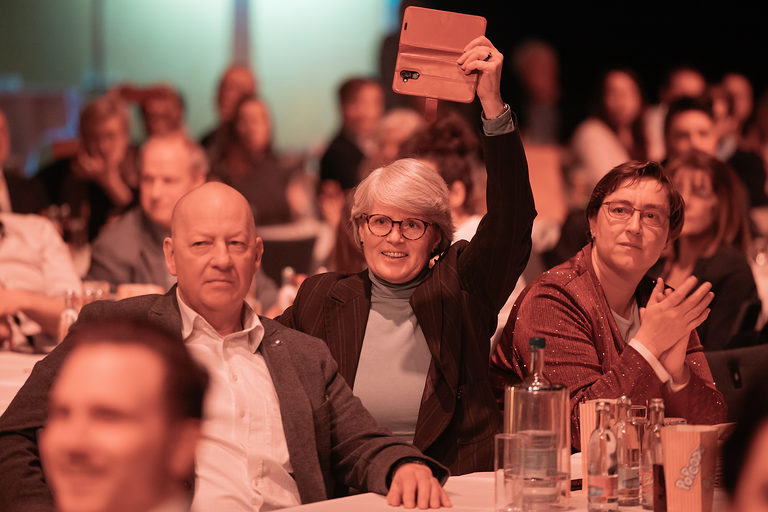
[481,103,515,136]
[628,338,690,392]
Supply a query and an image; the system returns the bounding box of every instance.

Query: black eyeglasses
[361,214,431,240]
[602,201,669,228]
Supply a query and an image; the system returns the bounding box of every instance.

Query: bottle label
[588,474,618,502]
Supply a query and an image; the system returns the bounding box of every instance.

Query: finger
[647,278,666,305]
[462,35,495,53]
[386,481,403,507]
[402,475,417,509]
[680,282,714,310]
[459,60,497,76]
[440,485,453,508]
[664,275,699,306]
[457,45,489,65]
[686,307,711,331]
[416,475,431,509]
[429,479,443,509]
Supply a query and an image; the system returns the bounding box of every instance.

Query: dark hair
[665,150,752,256]
[585,160,684,241]
[399,110,479,212]
[338,77,380,106]
[664,95,714,138]
[66,316,208,421]
[597,68,648,160]
[723,379,768,497]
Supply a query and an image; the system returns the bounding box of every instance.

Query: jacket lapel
[148,285,183,335]
[323,272,371,385]
[410,262,461,451]
[259,320,325,504]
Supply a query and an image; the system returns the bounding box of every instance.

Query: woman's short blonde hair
[351,158,454,256]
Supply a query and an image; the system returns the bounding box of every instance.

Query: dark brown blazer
[277,129,536,474]
[0,289,445,511]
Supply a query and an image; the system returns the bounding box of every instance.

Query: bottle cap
[529,337,545,350]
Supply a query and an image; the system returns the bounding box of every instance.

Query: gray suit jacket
[0,288,446,511]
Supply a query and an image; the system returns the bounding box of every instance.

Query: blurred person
[140,85,185,138]
[320,77,384,192]
[658,151,758,350]
[710,84,741,161]
[86,135,207,292]
[569,69,648,207]
[40,317,208,512]
[723,72,754,131]
[278,37,536,474]
[491,161,727,450]
[723,378,768,512]
[509,38,562,144]
[209,95,307,226]
[364,108,426,173]
[0,109,46,214]
[0,182,450,511]
[665,95,768,207]
[200,64,257,149]
[0,211,81,351]
[36,94,139,241]
[399,110,483,242]
[645,66,708,161]
[744,89,768,178]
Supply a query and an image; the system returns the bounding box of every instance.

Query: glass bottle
[588,400,619,511]
[612,396,641,506]
[641,398,665,511]
[57,289,80,343]
[505,337,570,509]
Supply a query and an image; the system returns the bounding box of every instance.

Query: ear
[587,217,597,240]
[167,419,201,480]
[357,221,366,246]
[163,237,177,276]
[448,181,466,210]
[253,236,264,269]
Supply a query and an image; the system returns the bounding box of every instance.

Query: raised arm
[455,36,536,314]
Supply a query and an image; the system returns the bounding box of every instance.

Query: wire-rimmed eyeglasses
[602,201,669,228]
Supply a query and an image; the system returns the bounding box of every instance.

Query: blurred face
[218,67,256,122]
[140,139,204,230]
[235,99,271,156]
[723,73,753,123]
[604,71,642,127]
[0,110,9,166]
[672,167,718,237]
[343,83,384,137]
[665,69,707,102]
[85,115,129,164]
[358,202,440,284]
[164,186,262,319]
[41,344,176,512]
[520,48,559,103]
[143,96,183,137]
[731,421,768,512]
[589,178,670,277]
[666,110,718,157]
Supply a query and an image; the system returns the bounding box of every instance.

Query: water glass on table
[495,433,524,512]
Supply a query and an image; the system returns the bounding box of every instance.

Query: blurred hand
[387,463,452,509]
[457,36,504,118]
[636,276,712,361]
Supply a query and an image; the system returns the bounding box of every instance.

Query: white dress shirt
[177,291,301,511]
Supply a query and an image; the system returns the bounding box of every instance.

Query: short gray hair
[350,158,453,255]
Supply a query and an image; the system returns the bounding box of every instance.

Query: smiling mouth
[618,242,641,249]
[381,251,407,258]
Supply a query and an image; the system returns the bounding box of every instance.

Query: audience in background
[569,69,648,208]
[0,211,81,351]
[86,135,207,293]
[655,151,758,350]
[36,94,139,241]
[200,64,258,149]
[40,317,208,512]
[0,109,46,214]
[209,95,307,226]
[645,66,708,161]
[509,38,562,145]
[664,95,768,207]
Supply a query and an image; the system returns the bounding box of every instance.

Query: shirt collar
[176,288,264,352]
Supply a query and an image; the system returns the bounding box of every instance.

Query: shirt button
[231,373,238,382]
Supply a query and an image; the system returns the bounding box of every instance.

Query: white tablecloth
[281,470,729,511]
[0,352,44,414]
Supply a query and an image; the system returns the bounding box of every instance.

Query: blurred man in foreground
[40,317,208,512]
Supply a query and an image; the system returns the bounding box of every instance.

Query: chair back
[705,344,768,422]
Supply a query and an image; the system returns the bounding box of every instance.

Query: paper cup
[661,425,718,512]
